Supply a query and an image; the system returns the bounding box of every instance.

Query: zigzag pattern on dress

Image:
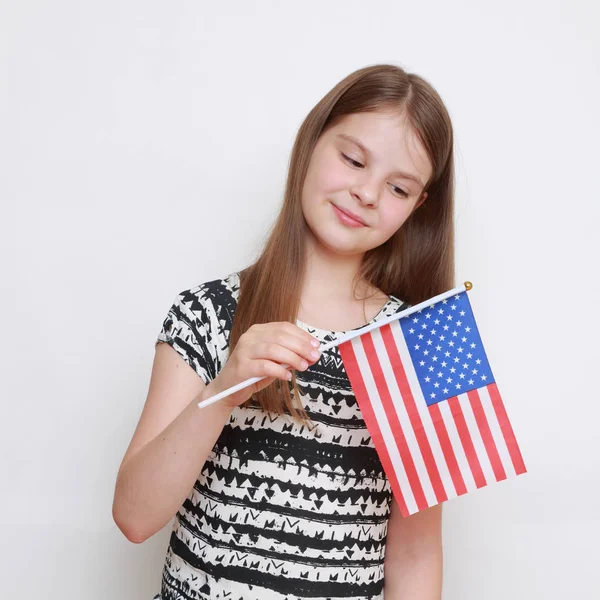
[154,271,408,599]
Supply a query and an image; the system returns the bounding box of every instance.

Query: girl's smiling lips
[331,202,369,227]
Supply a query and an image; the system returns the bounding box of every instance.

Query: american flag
[338,290,526,517]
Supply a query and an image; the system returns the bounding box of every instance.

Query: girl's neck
[298,237,389,331]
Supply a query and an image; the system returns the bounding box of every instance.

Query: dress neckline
[295,295,404,339]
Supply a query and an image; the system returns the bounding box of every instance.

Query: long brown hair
[229,63,455,419]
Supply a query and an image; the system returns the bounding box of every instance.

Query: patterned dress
[152,271,408,600]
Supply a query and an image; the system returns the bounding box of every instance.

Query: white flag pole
[196,282,472,410]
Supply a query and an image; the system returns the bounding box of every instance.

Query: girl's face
[301,110,432,256]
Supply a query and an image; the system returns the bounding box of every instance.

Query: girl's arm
[383,500,443,600]
[112,343,234,543]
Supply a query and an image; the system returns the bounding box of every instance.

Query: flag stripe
[447,396,487,489]
[479,385,517,477]
[338,340,412,517]
[467,389,507,481]
[488,383,527,475]
[458,392,495,485]
[361,332,429,513]
[437,399,478,492]
[380,324,448,505]
[428,402,468,496]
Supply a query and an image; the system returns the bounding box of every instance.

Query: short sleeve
[155,287,218,385]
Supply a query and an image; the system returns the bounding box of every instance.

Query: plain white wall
[2,1,599,598]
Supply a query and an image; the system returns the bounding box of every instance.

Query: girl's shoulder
[174,271,241,316]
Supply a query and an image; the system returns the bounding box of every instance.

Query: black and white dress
[152,271,408,600]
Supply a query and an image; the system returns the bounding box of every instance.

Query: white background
[2,1,599,598]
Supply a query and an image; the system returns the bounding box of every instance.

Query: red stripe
[488,383,527,475]
[428,402,467,496]
[360,333,429,512]
[467,389,507,482]
[338,340,410,517]
[381,323,448,504]
[447,396,487,489]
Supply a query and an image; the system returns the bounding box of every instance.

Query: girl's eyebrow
[336,133,424,187]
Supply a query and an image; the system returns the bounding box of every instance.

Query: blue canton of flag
[399,291,494,406]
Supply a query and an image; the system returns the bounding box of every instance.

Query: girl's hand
[208,322,321,409]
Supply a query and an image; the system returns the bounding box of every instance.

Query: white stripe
[458,392,495,485]
[351,336,419,515]
[479,385,517,477]
[437,399,477,493]
[388,320,458,498]
[370,326,437,506]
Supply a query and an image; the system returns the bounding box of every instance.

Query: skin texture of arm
[383,500,443,599]
[112,343,233,543]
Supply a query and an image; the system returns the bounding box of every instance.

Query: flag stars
[412,317,419,323]
[418,333,424,340]
[451,304,457,311]
[430,392,436,399]
[458,347,464,354]
[452,331,458,337]
[421,323,428,329]
[456,320,462,327]
[459,373,466,379]
[443,387,449,394]
[427,339,433,346]
[465,326,471,333]
[481,374,487,381]
[414,344,420,350]
[432,356,438,362]
[460,310,465,316]
[455,383,462,389]
[438,308,444,315]
[447,314,453,321]
[425,376,431,383]
[468,378,474,385]
[434,319,440,325]
[450,367,456,373]
[434,382,440,388]
[409,328,415,334]
[443,325,449,331]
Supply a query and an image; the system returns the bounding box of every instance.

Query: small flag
[338,289,526,517]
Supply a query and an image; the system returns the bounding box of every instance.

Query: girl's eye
[341,152,364,169]
[390,184,409,198]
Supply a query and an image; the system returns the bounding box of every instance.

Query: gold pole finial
[464,281,473,291]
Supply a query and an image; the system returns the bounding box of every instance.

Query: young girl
[113,63,454,600]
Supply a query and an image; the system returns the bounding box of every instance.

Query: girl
[113,63,454,600]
